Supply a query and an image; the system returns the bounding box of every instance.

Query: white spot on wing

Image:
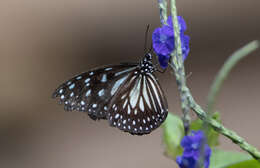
[129,76,141,108]
[101,74,107,83]
[76,76,82,80]
[146,79,157,111]
[147,117,150,122]
[129,75,137,84]
[105,67,112,71]
[139,97,144,112]
[148,75,162,109]
[85,78,90,83]
[59,89,63,94]
[69,83,75,90]
[114,67,135,77]
[115,113,119,119]
[132,120,136,125]
[85,90,91,97]
[123,99,128,109]
[98,89,105,97]
[134,109,138,115]
[143,76,151,109]
[127,105,131,115]
[81,101,85,105]
[67,81,72,85]
[121,93,127,99]
[111,75,129,95]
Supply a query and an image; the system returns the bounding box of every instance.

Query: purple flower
[181,34,190,61]
[167,16,187,33]
[157,54,171,68]
[152,26,175,56]
[152,16,190,69]
[176,131,211,168]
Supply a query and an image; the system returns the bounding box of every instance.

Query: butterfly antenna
[186,72,193,79]
[149,41,153,53]
[144,24,150,53]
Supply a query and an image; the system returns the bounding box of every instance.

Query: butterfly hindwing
[52,64,137,120]
[107,70,168,135]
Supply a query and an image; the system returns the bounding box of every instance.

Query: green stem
[157,0,168,25]
[170,0,182,65]
[188,94,260,161]
[207,40,260,114]
[170,0,190,134]
[168,0,260,162]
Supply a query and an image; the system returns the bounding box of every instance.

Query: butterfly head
[140,53,155,73]
[144,52,152,61]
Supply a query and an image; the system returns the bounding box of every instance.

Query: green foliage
[226,159,260,168]
[190,112,220,147]
[162,113,184,159]
[161,113,260,168]
[210,149,254,168]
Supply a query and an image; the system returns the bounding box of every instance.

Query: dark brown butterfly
[52,25,168,135]
[52,53,168,135]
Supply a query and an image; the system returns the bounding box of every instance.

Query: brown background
[1,0,260,168]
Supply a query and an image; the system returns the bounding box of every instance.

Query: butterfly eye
[52,55,168,135]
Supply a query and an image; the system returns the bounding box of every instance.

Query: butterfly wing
[52,64,137,120]
[107,71,168,135]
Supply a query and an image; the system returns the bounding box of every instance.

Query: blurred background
[1,0,260,167]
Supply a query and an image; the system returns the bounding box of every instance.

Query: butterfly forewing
[107,70,168,135]
[52,64,137,120]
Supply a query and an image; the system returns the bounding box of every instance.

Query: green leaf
[162,113,184,159]
[190,112,220,147]
[226,159,260,168]
[210,149,252,168]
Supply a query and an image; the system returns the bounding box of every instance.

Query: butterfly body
[52,53,168,135]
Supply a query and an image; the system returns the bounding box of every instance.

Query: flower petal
[152,15,190,69]
[176,130,211,168]
[167,16,187,33]
[157,54,170,69]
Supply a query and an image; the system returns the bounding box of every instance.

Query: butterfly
[52,53,168,135]
[52,24,168,135]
